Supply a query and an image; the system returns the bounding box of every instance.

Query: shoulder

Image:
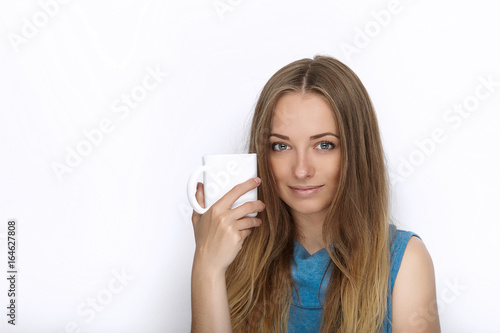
[391,235,441,332]
[395,236,435,291]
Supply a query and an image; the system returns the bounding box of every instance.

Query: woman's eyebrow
[269,132,339,140]
[310,132,340,139]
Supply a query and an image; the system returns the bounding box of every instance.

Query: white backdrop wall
[1,0,499,332]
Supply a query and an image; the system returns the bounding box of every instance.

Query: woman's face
[268,92,341,221]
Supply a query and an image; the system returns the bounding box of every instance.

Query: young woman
[191,55,440,332]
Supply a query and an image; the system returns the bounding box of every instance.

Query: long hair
[226,55,391,332]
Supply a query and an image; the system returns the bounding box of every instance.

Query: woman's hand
[191,177,265,275]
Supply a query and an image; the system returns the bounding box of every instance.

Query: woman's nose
[292,152,314,179]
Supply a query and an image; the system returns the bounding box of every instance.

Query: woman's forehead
[270,92,338,134]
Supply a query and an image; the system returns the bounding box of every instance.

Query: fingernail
[253,177,261,185]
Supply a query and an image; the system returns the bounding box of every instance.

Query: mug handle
[187,165,209,215]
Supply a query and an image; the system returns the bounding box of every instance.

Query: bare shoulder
[399,236,434,275]
[392,236,441,332]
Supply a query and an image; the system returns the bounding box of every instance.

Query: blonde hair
[226,55,391,332]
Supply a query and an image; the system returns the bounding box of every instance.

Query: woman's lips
[289,185,324,198]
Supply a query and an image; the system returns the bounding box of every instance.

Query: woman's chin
[286,203,329,219]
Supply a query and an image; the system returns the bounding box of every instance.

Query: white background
[1,0,499,332]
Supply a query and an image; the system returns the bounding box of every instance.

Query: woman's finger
[230,200,266,220]
[239,228,252,240]
[216,177,261,211]
[195,182,205,208]
[191,182,205,227]
[233,217,262,231]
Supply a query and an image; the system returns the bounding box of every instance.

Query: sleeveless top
[288,225,420,332]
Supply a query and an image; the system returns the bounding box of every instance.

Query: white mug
[187,153,258,217]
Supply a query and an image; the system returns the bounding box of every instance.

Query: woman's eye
[316,141,335,150]
[271,143,289,151]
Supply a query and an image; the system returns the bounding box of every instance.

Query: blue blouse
[288,225,420,332]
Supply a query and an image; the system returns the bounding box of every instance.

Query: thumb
[191,182,206,228]
[195,182,206,210]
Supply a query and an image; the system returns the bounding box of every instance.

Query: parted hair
[225,55,391,332]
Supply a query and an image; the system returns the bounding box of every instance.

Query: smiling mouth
[288,185,324,197]
[289,185,324,190]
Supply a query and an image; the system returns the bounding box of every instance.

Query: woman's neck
[293,211,326,255]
